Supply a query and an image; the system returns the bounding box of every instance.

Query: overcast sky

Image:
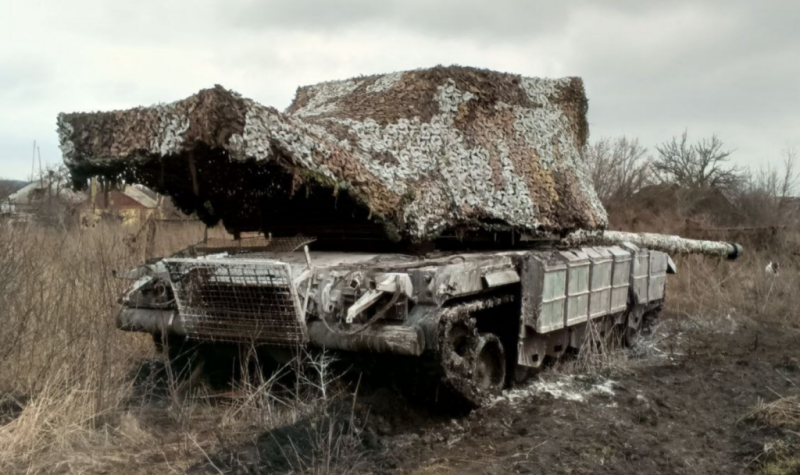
[1,0,797,181]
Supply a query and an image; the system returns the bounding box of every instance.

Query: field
[0,220,799,475]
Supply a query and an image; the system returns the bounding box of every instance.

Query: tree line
[585,131,799,226]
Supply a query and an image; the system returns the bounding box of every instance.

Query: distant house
[80,184,165,228]
[0,179,28,214]
[2,179,85,222]
[2,176,188,228]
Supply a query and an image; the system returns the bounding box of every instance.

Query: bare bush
[284,404,366,475]
[283,351,366,475]
[654,131,745,193]
[0,179,25,202]
[668,240,800,325]
[736,147,800,226]
[565,318,629,375]
[585,136,653,207]
[5,166,82,228]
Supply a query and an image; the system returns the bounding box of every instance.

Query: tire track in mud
[189,315,800,475]
[354,316,800,475]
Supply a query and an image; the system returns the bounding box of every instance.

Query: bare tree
[27,165,82,228]
[585,136,653,207]
[778,147,798,202]
[654,131,744,191]
[0,181,18,201]
[737,147,799,225]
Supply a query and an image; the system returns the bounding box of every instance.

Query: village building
[80,182,165,228]
[2,178,85,222]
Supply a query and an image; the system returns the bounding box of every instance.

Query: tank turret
[58,66,605,246]
[60,66,745,408]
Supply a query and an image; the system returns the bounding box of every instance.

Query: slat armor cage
[165,258,308,345]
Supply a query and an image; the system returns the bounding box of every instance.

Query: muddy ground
[188,312,800,475]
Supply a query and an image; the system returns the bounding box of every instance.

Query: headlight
[122,276,175,309]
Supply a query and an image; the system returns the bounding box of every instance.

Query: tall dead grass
[0,222,350,474]
[5,210,799,473]
[0,220,363,474]
[0,221,150,472]
[667,230,800,325]
[745,395,800,475]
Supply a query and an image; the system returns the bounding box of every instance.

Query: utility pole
[30,140,36,182]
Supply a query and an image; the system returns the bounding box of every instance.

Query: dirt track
[192,312,800,475]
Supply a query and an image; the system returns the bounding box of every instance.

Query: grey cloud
[227,0,575,40]
[0,0,798,179]
[0,60,53,98]
[569,1,800,161]
[224,0,768,42]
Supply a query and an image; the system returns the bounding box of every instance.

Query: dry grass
[0,221,147,473]
[745,394,800,474]
[684,232,800,475]
[759,459,800,475]
[0,220,362,475]
[556,227,800,381]
[566,318,631,376]
[664,229,800,325]
[748,396,800,429]
[3,213,800,473]
[746,429,800,475]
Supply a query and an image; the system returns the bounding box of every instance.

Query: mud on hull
[121,292,662,409]
[116,243,677,407]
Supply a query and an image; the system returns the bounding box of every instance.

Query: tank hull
[118,244,672,406]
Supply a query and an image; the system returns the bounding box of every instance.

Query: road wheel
[445,320,475,359]
[642,308,660,336]
[473,334,506,395]
[436,301,515,410]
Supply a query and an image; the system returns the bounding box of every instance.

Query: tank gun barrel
[568,230,743,260]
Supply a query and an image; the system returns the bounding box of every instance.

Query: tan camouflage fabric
[59,66,607,241]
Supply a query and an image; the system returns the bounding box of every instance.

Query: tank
[59,66,743,407]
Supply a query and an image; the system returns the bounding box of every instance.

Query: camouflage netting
[58,66,606,243]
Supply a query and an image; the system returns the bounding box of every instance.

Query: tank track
[392,295,513,409]
[428,296,662,408]
[151,297,663,410]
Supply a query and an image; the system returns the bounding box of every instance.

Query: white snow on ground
[491,313,759,409]
[494,375,617,406]
[677,314,741,335]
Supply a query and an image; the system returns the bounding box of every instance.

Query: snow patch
[495,375,617,405]
[677,314,741,335]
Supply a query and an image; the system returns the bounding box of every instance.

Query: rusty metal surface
[306,321,424,356]
[58,66,606,243]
